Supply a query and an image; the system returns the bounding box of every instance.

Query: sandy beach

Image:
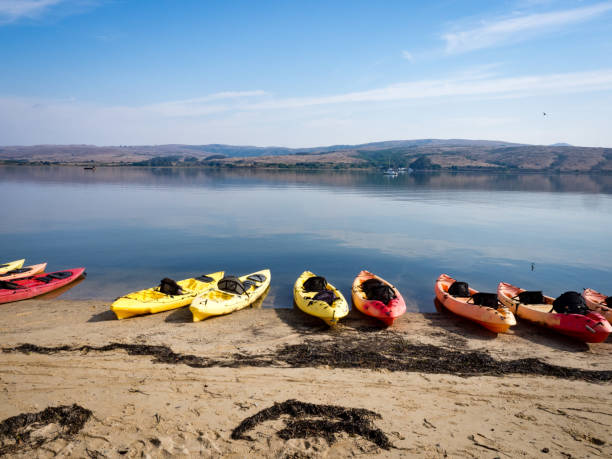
[1,298,610,458]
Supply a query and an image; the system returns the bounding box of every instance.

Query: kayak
[582,288,612,323]
[435,274,516,333]
[0,259,25,275]
[351,270,406,326]
[0,268,85,304]
[0,263,47,281]
[293,271,349,326]
[111,272,224,319]
[498,282,611,343]
[190,269,270,322]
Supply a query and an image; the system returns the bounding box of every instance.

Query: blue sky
[1,0,611,147]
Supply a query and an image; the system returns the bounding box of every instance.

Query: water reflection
[1,166,610,311]
[1,166,611,194]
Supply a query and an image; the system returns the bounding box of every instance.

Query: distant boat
[383,168,398,176]
[397,167,407,174]
[84,166,96,170]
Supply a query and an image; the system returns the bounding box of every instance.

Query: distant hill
[1,139,610,172]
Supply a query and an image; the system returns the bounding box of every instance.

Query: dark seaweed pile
[4,332,611,382]
[231,399,392,449]
[0,404,92,455]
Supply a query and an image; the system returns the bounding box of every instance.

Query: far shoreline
[2,162,612,175]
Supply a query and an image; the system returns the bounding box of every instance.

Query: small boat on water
[383,168,398,176]
[294,271,349,326]
[582,288,612,323]
[498,282,611,343]
[352,270,405,326]
[435,274,516,333]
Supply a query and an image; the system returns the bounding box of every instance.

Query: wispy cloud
[2,68,612,146]
[443,2,612,53]
[401,50,414,62]
[7,68,612,120]
[0,0,98,25]
[146,91,268,117]
[238,68,612,111]
[0,0,64,23]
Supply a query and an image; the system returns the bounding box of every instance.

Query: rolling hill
[1,140,610,172]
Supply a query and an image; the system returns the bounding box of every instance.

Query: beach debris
[467,434,508,456]
[231,399,392,450]
[0,404,92,455]
[85,447,106,458]
[3,332,611,382]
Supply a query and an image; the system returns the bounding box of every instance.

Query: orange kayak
[498,282,611,343]
[0,263,47,281]
[435,274,516,333]
[351,270,406,326]
[582,288,612,323]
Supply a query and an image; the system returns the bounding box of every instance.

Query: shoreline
[1,299,610,457]
[3,162,612,174]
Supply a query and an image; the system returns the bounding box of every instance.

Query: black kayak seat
[247,273,267,283]
[471,292,499,308]
[0,280,22,290]
[303,276,327,292]
[195,275,214,283]
[516,290,544,304]
[552,291,589,314]
[241,280,255,290]
[448,281,470,297]
[35,272,72,284]
[218,276,248,295]
[48,271,72,279]
[311,290,336,305]
[2,268,30,275]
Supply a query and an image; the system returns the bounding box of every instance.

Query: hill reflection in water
[1,166,610,312]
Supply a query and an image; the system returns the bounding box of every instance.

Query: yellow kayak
[111,271,224,319]
[190,269,270,322]
[0,259,25,275]
[293,271,349,326]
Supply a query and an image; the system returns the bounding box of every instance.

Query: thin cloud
[443,2,612,53]
[401,50,414,62]
[0,0,64,23]
[146,90,268,117]
[8,69,612,119]
[0,0,99,25]
[241,69,612,111]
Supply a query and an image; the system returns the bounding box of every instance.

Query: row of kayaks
[435,274,612,343]
[2,259,611,343]
[0,259,85,304]
[112,269,406,326]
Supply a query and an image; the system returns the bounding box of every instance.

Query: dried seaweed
[231,399,391,449]
[4,332,611,382]
[0,404,92,455]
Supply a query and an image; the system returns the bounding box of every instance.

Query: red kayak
[498,283,611,343]
[351,270,406,326]
[0,268,86,304]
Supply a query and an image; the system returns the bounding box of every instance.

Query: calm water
[1,166,611,312]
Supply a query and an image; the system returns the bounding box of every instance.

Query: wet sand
[1,299,611,458]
